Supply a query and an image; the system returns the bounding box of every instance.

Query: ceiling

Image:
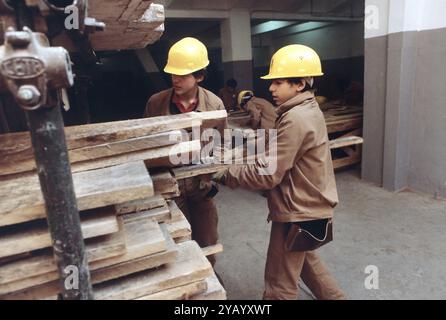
[156,0,365,17]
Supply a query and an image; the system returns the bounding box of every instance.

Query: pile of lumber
[0,110,228,300]
[0,1,165,52]
[0,110,227,179]
[323,104,363,135]
[54,0,165,51]
[323,104,363,170]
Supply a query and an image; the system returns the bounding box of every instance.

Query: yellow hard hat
[237,90,254,106]
[261,44,323,79]
[164,37,210,75]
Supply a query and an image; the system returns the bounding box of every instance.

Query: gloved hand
[212,169,228,185]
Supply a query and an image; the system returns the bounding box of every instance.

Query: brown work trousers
[174,177,219,267]
[263,222,346,300]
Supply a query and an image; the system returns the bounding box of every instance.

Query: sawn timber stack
[0,111,227,300]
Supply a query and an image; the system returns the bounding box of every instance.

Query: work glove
[212,169,228,185]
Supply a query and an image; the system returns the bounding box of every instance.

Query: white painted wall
[365,0,446,39]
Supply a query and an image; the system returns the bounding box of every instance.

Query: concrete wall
[253,22,364,66]
[408,27,446,198]
[363,0,446,198]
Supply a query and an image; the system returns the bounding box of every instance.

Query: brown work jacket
[225,91,339,222]
[144,87,225,116]
[245,97,277,130]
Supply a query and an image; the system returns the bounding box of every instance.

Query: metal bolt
[17,85,41,109]
[18,88,34,101]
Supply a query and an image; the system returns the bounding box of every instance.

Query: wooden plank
[174,235,192,243]
[93,241,213,300]
[152,170,179,195]
[0,219,126,295]
[159,191,181,200]
[333,154,362,169]
[192,110,227,130]
[121,204,171,223]
[0,217,171,297]
[0,131,183,177]
[172,163,230,180]
[15,223,178,299]
[0,113,200,168]
[136,280,207,300]
[90,223,176,285]
[119,0,144,21]
[71,140,200,173]
[0,207,118,259]
[144,140,201,169]
[90,219,169,270]
[115,195,166,215]
[325,112,363,121]
[338,128,362,139]
[0,110,226,177]
[0,223,126,287]
[167,200,184,223]
[68,130,183,163]
[190,274,227,300]
[166,214,191,241]
[326,117,362,134]
[0,161,153,227]
[329,136,363,150]
[202,244,223,257]
[0,233,174,300]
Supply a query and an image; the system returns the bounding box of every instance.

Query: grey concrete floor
[213,169,446,300]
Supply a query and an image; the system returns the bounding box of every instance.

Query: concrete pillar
[362,0,390,187]
[363,0,418,191]
[381,0,420,191]
[220,9,253,90]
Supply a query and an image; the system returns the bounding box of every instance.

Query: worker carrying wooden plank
[213,44,346,300]
[237,90,277,132]
[143,37,225,268]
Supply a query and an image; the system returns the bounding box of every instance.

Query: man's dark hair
[193,68,207,80]
[226,78,237,89]
[286,77,314,92]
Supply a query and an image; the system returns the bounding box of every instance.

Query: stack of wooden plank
[0,110,228,300]
[323,104,363,170]
[0,110,227,179]
[52,0,165,51]
[1,1,165,52]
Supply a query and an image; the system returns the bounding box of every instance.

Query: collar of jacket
[168,86,209,113]
[275,91,316,116]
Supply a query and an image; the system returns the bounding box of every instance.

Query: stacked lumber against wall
[324,105,363,169]
[0,111,227,300]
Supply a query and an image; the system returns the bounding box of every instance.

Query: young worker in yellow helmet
[214,45,345,299]
[144,37,225,267]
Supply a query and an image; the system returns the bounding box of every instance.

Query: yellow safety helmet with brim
[237,90,254,106]
[261,44,323,79]
[164,37,210,76]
